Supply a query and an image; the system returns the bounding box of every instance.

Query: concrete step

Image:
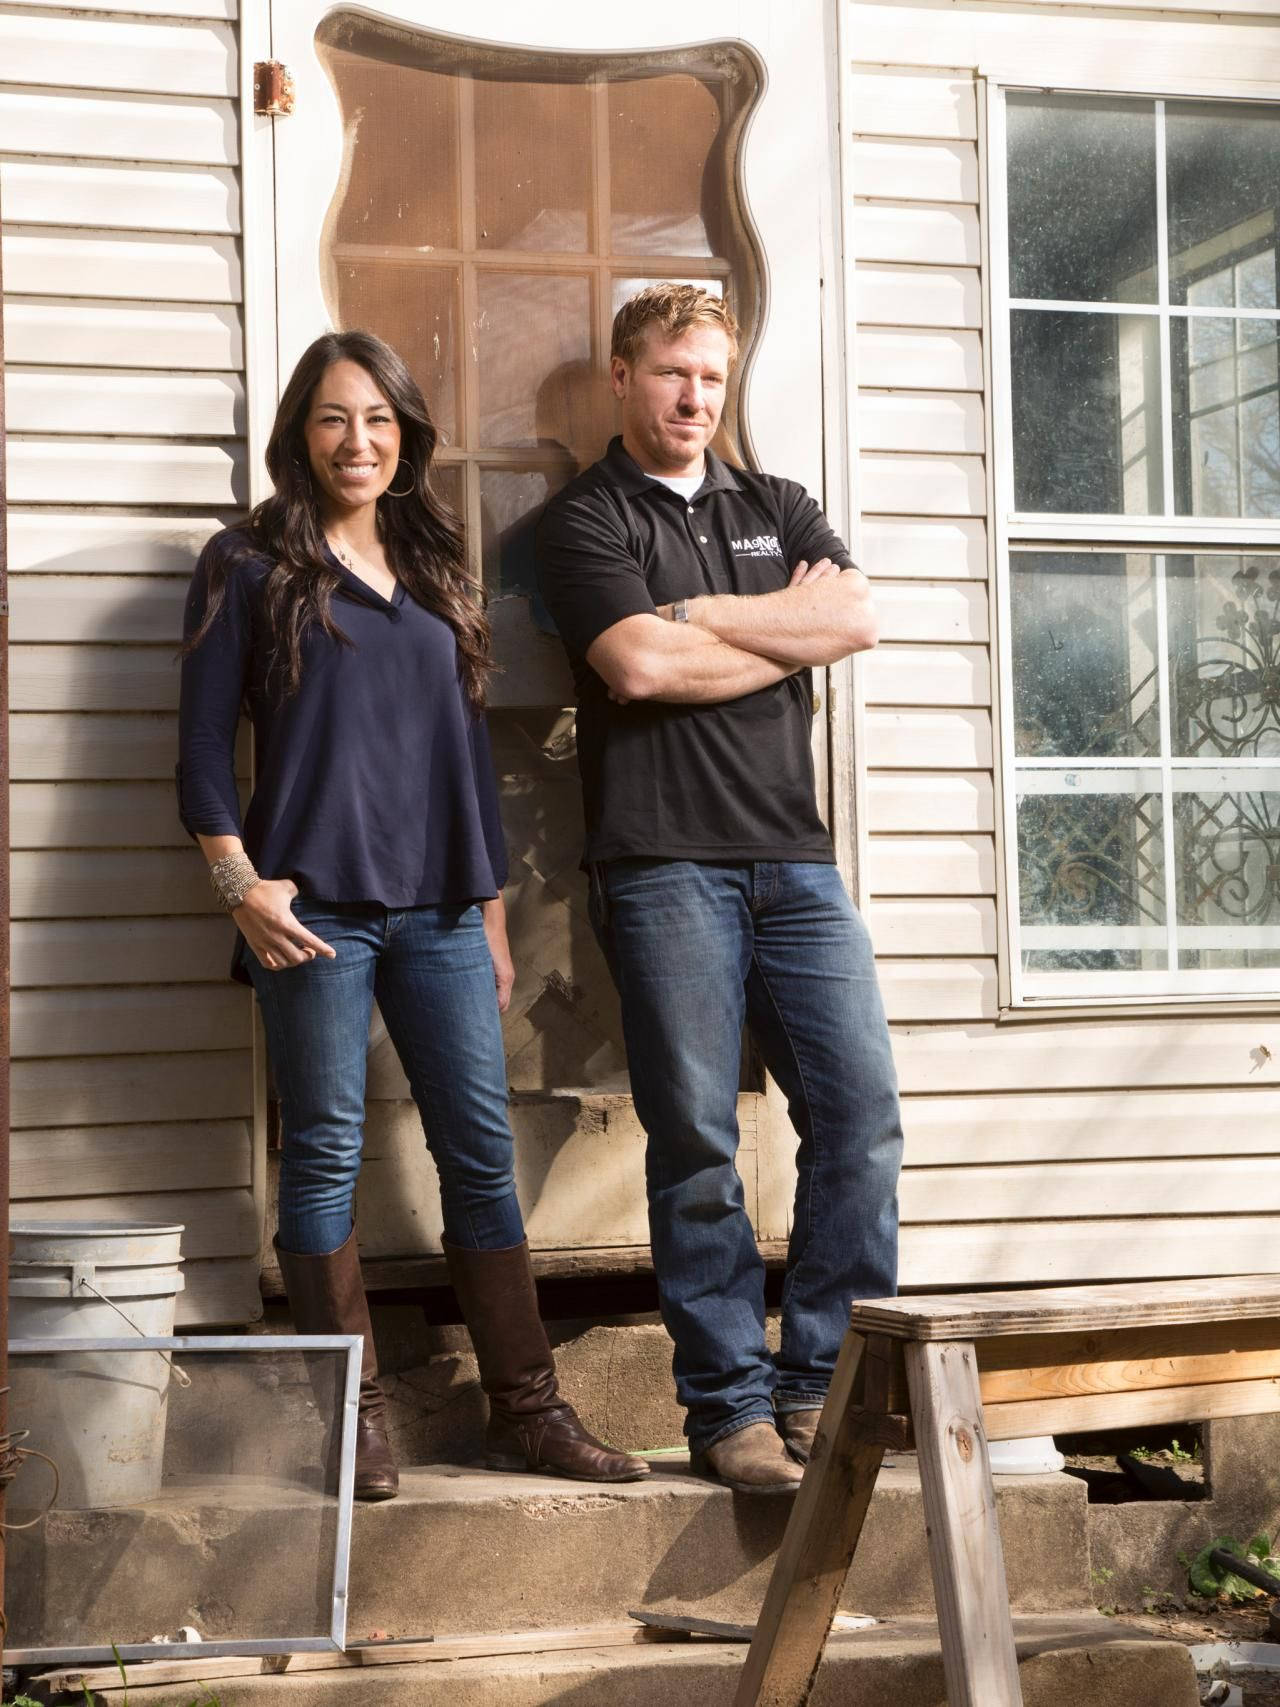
[65,1616,1201,1706]
[10,1458,1090,1653]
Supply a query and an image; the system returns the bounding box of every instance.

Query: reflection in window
[315,16,762,624]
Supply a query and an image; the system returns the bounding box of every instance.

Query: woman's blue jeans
[246,899,525,1257]
[590,859,903,1455]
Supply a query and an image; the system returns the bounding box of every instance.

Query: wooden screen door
[261,0,846,708]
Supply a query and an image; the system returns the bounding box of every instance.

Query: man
[536,284,902,1494]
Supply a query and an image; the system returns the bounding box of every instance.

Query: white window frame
[988,79,1280,1008]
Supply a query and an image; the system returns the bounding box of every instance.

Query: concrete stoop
[80,1617,1201,1706]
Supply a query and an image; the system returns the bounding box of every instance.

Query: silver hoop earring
[385,458,416,498]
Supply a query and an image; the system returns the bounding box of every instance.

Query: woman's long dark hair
[185,329,492,706]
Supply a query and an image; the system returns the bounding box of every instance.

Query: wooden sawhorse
[734,1275,1280,1707]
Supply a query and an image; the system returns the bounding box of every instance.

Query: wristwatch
[672,598,691,623]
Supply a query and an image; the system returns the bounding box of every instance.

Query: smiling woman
[175,329,649,1502]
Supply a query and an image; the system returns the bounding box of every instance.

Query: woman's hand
[234,878,336,971]
[481,896,515,1013]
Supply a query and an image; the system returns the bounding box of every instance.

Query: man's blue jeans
[246,899,526,1256]
[590,859,903,1455]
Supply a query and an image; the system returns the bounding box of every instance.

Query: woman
[178,329,647,1500]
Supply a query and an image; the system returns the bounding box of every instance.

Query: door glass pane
[1167,102,1280,309]
[474,78,593,253]
[481,468,568,598]
[1018,780,1167,971]
[609,74,724,256]
[475,272,593,449]
[333,261,459,442]
[1171,317,1280,517]
[1011,552,1160,758]
[1168,554,1280,757]
[1007,94,1158,304]
[323,48,459,249]
[1011,310,1163,512]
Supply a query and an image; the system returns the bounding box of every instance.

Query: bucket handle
[74,1264,191,1389]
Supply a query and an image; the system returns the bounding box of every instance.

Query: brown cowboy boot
[443,1238,649,1483]
[694,1421,805,1493]
[275,1230,399,1502]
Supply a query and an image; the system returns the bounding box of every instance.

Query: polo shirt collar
[601,436,744,499]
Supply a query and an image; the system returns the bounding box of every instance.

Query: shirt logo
[732,534,784,559]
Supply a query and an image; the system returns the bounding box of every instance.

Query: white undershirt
[646,472,705,500]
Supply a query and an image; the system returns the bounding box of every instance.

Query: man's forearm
[645,633,796,703]
[665,571,878,666]
[588,613,795,705]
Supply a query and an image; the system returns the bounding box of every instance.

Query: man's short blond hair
[611,283,739,369]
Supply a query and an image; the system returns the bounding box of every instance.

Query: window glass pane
[332,262,459,443]
[1167,102,1280,309]
[1011,552,1160,757]
[1007,94,1158,304]
[481,467,567,598]
[475,272,592,449]
[474,78,593,253]
[1012,310,1163,513]
[1168,554,1280,757]
[322,47,459,249]
[1175,781,1280,967]
[610,74,724,256]
[1171,317,1280,517]
[1018,780,1167,971]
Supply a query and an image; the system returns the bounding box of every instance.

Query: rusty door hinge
[254,61,295,117]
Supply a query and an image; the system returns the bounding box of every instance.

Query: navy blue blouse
[177,529,509,979]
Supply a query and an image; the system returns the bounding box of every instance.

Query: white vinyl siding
[2,3,256,1327]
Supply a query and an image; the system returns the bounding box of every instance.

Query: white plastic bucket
[10,1221,186,1508]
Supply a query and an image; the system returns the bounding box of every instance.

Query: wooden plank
[0,16,236,99]
[901,1156,1280,1223]
[880,583,989,641]
[856,328,983,393]
[860,453,986,518]
[12,781,190,847]
[899,1217,1280,1289]
[12,1049,251,1127]
[860,517,987,581]
[868,833,995,896]
[867,772,994,833]
[853,139,978,205]
[850,69,977,142]
[869,898,997,957]
[899,1087,1280,1166]
[856,264,981,330]
[854,1273,1280,1341]
[13,917,234,986]
[984,1377,1280,1443]
[12,1120,249,1196]
[18,1187,255,1259]
[12,850,213,918]
[976,1316,1280,1406]
[13,576,185,643]
[6,368,243,437]
[3,229,240,304]
[8,512,223,574]
[864,644,990,708]
[12,648,181,712]
[10,712,238,779]
[859,390,983,455]
[3,300,242,370]
[878,958,996,1023]
[13,985,249,1057]
[177,1256,260,1327]
[0,159,238,235]
[8,439,243,507]
[853,202,980,268]
[731,1333,883,1707]
[0,89,237,166]
[864,708,992,768]
[891,1017,1280,1096]
[905,1341,1022,1707]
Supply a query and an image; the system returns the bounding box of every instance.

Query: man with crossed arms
[537,284,902,1493]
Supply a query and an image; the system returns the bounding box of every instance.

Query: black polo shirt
[535,437,855,866]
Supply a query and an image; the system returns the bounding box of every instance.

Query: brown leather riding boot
[443,1238,649,1483]
[275,1230,399,1502]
